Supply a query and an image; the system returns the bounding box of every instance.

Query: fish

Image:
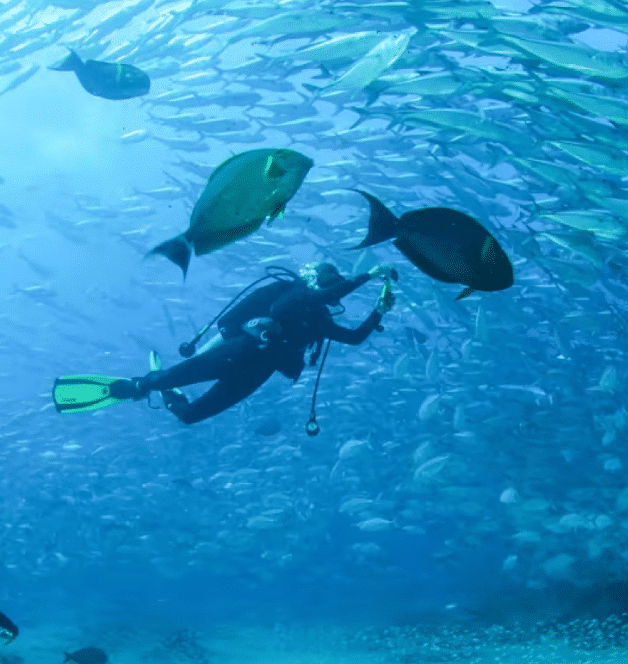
[229,12,353,40]
[119,129,149,143]
[0,63,39,96]
[538,210,627,241]
[146,148,313,278]
[64,647,108,664]
[0,610,18,644]
[378,70,469,97]
[274,31,383,64]
[319,28,417,93]
[547,87,628,126]
[351,190,514,299]
[413,454,450,481]
[49,49,150,100]
[356,517,394,532]
[398,108,526,143]
[550,140,628,176]
[338,439,370,459]
[418,393,441,421]
[499,34,628,80]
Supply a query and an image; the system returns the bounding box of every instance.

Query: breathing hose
[178,266,298,357]
[305,338,332,437]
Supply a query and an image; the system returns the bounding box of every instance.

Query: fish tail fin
[145,234,192,279]
[49,49,82,72]
[350,189,398,249]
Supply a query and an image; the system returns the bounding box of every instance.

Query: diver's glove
[368,264,399,282]
[376,280,395,315]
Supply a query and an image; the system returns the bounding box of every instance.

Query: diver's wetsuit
[138,273,383,424]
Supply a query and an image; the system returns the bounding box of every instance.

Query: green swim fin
[149,350,162,371]
[148,350,184,405]
[53,375,133,414]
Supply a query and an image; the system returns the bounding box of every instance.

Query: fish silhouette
[49,49,150,100]
[352,190,513,299]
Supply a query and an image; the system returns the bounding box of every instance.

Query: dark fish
[64,647,108,664]
[146,148,313,278]
[0,610,18,644]
[254,418,282,436]
[352,190,513,300]
[49,49,150,100]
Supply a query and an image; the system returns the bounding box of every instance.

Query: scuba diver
[53,262,396,429]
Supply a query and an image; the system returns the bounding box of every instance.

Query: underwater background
[2,0,628,661]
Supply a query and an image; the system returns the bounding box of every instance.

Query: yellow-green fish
[147,148,313,277]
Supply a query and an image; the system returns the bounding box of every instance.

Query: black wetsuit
[140,273,382,424]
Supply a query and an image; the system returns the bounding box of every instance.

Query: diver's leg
[110,337,252,399]
[140,336,255,392]
[164,361,276,424]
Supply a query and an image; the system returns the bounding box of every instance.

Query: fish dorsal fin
[206,152,244,183]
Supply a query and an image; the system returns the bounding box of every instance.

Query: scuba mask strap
[306,338,332,437]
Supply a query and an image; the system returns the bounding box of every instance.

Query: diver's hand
[376,281,395,315]
[368,264,398,281]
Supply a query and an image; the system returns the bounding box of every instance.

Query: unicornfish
[49,49,150,100]
[352,190,513,299]
[146,148,313,278]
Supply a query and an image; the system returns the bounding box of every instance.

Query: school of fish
[1,0,628,639]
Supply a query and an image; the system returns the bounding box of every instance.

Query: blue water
[2,0,628,661]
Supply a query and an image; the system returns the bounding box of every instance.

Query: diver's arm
[312,264,397,305]
[323,311,383,345]
[311,273,371,305]
[321,279,395,345]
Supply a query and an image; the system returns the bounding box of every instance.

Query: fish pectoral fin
[267,204,286,224]
[264,154,287,180]
[456,287,475,301]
